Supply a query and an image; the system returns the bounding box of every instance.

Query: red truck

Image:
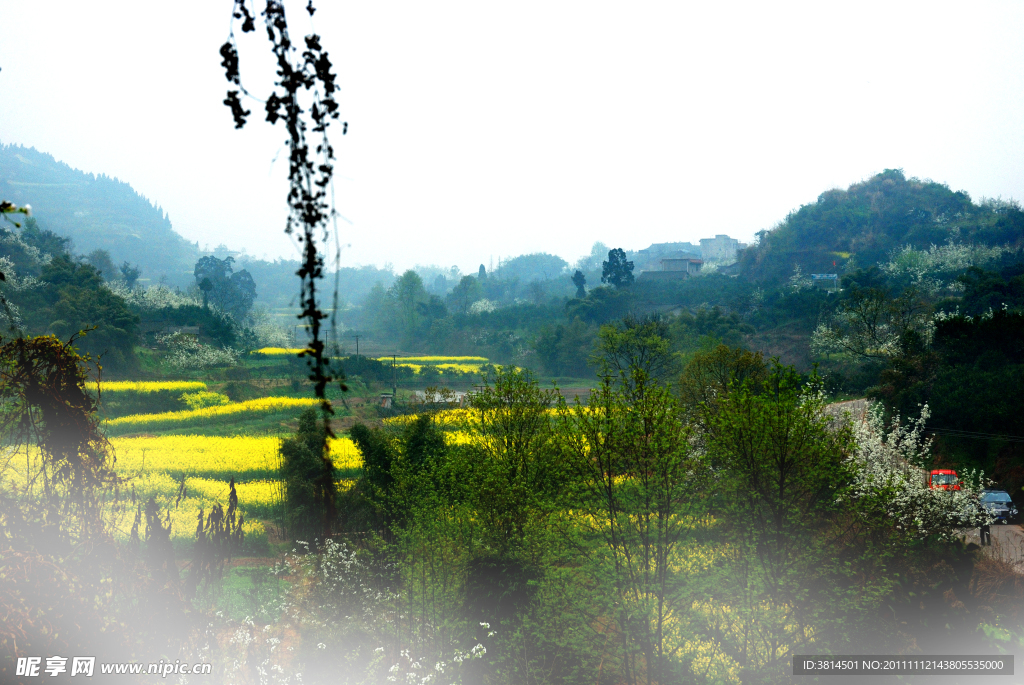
[927,469,960,491]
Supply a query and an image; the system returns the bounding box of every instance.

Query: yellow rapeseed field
[374,356,489,363]
[435,363,484,373]
[394,363,423,374]
[384,409,472,428]
[111,435,284,480]
[102,396,321,431]
[106,497,268,547]
[371,356,490,374]
[253,347,306,355]
[2,433,363,546]
[109,434,361,481]
[87,381,208,393]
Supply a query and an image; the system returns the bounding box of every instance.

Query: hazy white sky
[1,1,1023,274]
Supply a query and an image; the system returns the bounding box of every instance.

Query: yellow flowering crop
[384,409,472,428]
[670,537,730,576]
[109,434,361,481]
[434,363,483,373]
[108,499,267,546]
[380,362,483,374]
[102,396,321,431]
[4,411,365,550]
[373,356,489,363]
[253,347,306,355]
[180,391,231,410]
[395,363,423,374]
[111,435,285,480]
[329,437,362,473]
[87,381,208,393]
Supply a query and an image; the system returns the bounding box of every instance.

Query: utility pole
[353,335,360,356]
[392,354,397,399]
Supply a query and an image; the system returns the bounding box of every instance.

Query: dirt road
[964,522,1024,570]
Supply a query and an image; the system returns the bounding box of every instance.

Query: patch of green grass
[194,565,290,623]
[106,409,311,438]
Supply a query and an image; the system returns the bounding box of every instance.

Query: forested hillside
[740,168,1024,283]
[0,143,201,286]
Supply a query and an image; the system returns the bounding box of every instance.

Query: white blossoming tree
[157,331,239,370]
[811,285,932,360]
[846,403,988,539]
[881,240,1009,295]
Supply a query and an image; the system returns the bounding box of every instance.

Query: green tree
[565,284,635,324]
[350,422,395,514]
[954,264,1024,315]
[597,314,676,387]
[602,248,635,288]
[571,269,586,298]
[708,363,856,681]
[447,274,483,314]
[678,343,768,433]
[464,365,562,557]
[362,281,391,339]
[533,317,595,377]
[40,255,139,372]
[119,260,142,288]
[497,252,568,283]
[350,413,451,530]
[85,249,118,281]
[556,316,711,685]
[388,269,430,345]
[668,306,754,355]
[279,408,339,542]
[812,274,930,360]
[193,255,257,320]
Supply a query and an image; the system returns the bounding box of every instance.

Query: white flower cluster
[0,231,49,266]
[933,303,1009,324]
[0,257,38,329]
[270,539,489,684]
[810,318,912,359]
[846,403,988,538]
[384,643,487,684]
[810,312,936,360]
[157,331,239,370]
[468,298,497,314]
[0,257,39,292]
[788,264,812,292]
[881,240,1009,294]
[105,282,203,311]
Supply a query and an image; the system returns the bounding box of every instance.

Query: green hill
[0,143,201,287]
[739,168,1024,284]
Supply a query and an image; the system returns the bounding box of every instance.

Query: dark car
[980,490,1019,524]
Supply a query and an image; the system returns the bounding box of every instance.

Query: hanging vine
[220,0,348,395]
[221,0,346,536]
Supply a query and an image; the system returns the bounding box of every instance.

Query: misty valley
[3,142,1023,684]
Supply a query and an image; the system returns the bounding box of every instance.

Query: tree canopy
[601,248,635,288]
[193,255,257,321]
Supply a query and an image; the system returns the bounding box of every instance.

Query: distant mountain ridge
[0,143,201,287]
